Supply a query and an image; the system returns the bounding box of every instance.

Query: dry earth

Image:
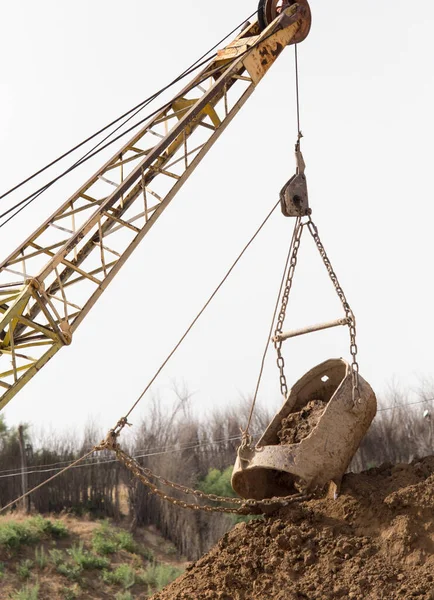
[153,456,434,600]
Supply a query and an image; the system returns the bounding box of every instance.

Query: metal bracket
[237,443,255,466]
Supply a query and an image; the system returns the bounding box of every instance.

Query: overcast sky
[1,0,433,438]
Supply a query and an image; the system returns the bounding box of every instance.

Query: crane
[0,2,311,410]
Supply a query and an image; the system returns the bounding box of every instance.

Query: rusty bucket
[232,358,377,500]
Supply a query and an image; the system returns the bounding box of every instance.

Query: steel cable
[0,10,256,205]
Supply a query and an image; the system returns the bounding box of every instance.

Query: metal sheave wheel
[257,0,297,31]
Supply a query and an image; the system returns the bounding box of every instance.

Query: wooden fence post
[17,425,30,513]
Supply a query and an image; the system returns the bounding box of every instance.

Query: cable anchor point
[237,429,254,465]
[295,132,306,174]
[97,417,132,453]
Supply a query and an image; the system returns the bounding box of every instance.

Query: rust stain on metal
[243,3,310,85]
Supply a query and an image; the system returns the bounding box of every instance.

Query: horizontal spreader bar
[273,317,350,343]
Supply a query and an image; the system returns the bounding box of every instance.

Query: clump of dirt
[278,399,326,444]
[152,456,434,600]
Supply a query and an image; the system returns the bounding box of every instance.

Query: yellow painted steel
[0,3,311,410]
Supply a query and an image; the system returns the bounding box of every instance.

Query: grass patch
[0,522,40,551]
[68,542,110,570]
[11,584,40,600]
[48,549,64,566]
[56,561,82,582]
[34,546,47,569]
[0,516,68,554]
[61,584,80,600]
[115,530,139,554]
[0,516,181,598]
[55,542,109,583]
[102,563,138,589]
[28,515,68,539]
[17,559,34,580]
[142,562,183,591]
[92,522,142,556]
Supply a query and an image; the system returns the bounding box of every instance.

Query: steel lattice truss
[0,6,307,409]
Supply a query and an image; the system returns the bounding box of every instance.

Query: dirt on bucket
[152,455,434,600]
[277,399,326,445]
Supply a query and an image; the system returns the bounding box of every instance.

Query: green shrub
[140,546,154,561]
[0,521,40,551]
[115,530,138,554]
[11,584,40,600]
[142,562,183,591]
[34,547,47,569]
[68,542,110,570]
[198,466,235,498]
[61,585,80,600]
[17,559,34,580]
[0,561,5,579]
[92,522,118,555]
[0,517,68,554]
[92,522,139,556]
[49,549,64,566]
[197,467,252,524]
[28,515,68,538]
[56,562,82,582]
[102,563,137,589]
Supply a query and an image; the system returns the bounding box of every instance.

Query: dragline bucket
[232,359,377,500]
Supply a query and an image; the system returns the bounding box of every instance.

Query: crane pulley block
[280,172,309,217]
[280,141,310,217]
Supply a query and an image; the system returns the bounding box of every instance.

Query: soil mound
[152,456,434,600]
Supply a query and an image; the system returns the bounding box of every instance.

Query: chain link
[112,445,310,515]
[305,218,360,402]
[274,217,303,398]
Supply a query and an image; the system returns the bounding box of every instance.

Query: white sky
[1,0,433,437]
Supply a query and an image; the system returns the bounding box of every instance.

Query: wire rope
[118,198,282,426]
[0,56,218,226]
[0,431,252,476]
[0,21,276,231]
[243,218,301,436]
[294,44,302,137]
[0,449,95,514]
[0,13,255,229]
[0,433,254,482]
[0,10,256,205]
[0,54,213,227]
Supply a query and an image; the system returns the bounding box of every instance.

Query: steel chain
[274,217,303,398]
[114,446,311,515]
[305,218,361,402]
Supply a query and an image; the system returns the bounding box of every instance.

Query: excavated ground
[152,456,434,600]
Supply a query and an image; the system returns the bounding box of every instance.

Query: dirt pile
[152,456,434,600]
